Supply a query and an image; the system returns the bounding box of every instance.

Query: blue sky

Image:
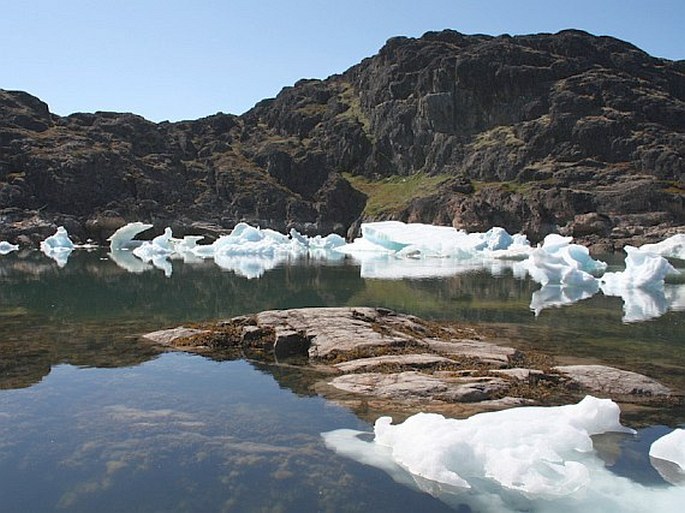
[2,0,683,122]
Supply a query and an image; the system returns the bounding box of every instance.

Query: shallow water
[0,249,683,512]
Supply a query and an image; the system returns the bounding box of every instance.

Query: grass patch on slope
[343,172,452,218]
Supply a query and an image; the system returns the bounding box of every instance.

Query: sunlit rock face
[323,396,685,513]
[1,30,683,248]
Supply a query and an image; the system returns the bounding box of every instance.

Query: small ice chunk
[108,222,154,251]
[650,429,685,473]
[40,226,74,251]
[133,227,175,261]
[40,227,75,267]
[0,241,19,255]
[477,226,514,251]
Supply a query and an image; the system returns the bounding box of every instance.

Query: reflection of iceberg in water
[108,250,153,274]
[214,253,288,280]
[530,282,600,316]
[100,221,684,323]
[323,396,685,513]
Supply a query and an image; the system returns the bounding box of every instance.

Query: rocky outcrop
[2,29,683,247]
[142,307,679,416]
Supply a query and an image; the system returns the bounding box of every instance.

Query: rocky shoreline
[142,307,680,419]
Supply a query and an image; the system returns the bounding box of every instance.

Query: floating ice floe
[108,222,154,251]
[600,246,680,322]
[0,241,19,255]
[323,396,685,513]
[109,222,347,279]
[40,226,75,267]
[340,221,531,260]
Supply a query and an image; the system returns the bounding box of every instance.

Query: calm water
[0,249,683,512]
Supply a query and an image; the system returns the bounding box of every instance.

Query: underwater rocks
[142,307,678,415]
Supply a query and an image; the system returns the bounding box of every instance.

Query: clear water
[0,249,683,512]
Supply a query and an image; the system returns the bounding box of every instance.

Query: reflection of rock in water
[0,249,367,390]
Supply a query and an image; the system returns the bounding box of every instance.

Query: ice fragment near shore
[108,222,153,250]
[0,241,19,255]
[40,226,75,267]
[600,246,680,322]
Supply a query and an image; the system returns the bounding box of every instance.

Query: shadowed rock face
[1,29,683,247]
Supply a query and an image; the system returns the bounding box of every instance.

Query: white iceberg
[133,227,174,260]
[600,246,681,322]
[324,396,685,512]
[40,226,74,251]
[601,246,678,290]
[108,222,153,251]
[640,233,685,261]
[40,226,75,267]
[0,241,19,255]
[339,222,534,269]
[524,234,607,286]
[343,221,484,258]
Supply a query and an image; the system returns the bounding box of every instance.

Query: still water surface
[0,249,683,512]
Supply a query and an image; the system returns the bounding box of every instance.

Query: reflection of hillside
[0,250,366,390]
[347,271,537,322]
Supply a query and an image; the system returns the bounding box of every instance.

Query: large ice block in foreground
[324,396,685,512]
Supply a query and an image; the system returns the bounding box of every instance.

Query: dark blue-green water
[0,249,683,512]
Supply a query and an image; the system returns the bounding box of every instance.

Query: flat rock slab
[329,371,508,403]
[141,307,677,414]
[334,353,457,373]
[554,365,672,397]
[142,327,211,346]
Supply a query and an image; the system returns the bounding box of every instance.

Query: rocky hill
[1,29,683,249]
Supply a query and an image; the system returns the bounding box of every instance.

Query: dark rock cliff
[1,29,683,248]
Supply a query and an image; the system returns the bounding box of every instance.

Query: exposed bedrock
[1,29,683,248]
[142,307,680,417]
